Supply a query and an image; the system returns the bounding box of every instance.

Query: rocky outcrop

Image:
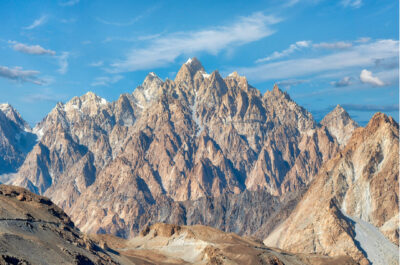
[264,113,399,265]
[0,184,118,264]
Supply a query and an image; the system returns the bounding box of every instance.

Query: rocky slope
[10,58,358,239]
[92,222,358,265]
[0,184,118,264]
[264,113,399,265]
[0,103,36,176]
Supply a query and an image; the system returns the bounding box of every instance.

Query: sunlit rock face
[11,58,352,238]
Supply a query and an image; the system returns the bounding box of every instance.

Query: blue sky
[0,0,398,126]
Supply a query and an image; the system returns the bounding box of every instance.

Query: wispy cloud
[59,0,80,7]
[276,79,309,89]
[313,41,352,50]
[9,41,55,55]
[58,52,69,74]
[111,12,281,72]
[330,76,352,87]
[24,15,48,30]
[256,40,310,63]
[255,40,353,64]
[103,33,163,43]
[89,61,104,67]
[356,37,371,43]
[0,66,44,85]
[341,103,398,112]
[60,18,77,23]
[238,39,398,82]
[97,5,159,27]
[91,75,123,87]
[22,88,68,103]
[96,17,143,27]
[359,69,385,86]
[341,0,362,8]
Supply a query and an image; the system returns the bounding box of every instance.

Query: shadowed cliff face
[265,113,399,265]
[10,58,356,239]
[0,104,36,176]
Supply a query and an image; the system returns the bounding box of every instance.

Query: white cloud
[341,0,362,8]
[9,41,55,55]
[24,15,48,30]
[89,61,104,67]
[237,39,398,82]
[359,69,385,86]
[313,41,352,49]
[330,76,352,87]
[58,52,69,74]
[59,0,80,6]
[256,40,311,63]
[110,12,281,72]
[91,75,123,87]
[0,66,44,85]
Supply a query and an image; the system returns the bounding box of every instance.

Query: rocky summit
[1,58,398,265]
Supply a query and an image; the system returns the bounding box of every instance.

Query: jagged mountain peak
[321,104,359,146]
[175,57,205,83]
[272,84,288,97]
[0,102,12,112]
[228,71,240,78]
[367,112,398,130]
[63,91,108,112]
[142,72,163,88]
[131,72,164,107]
[0,102,30,131]
[185,57,203,71]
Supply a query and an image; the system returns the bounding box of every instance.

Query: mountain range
[0,58,398,264]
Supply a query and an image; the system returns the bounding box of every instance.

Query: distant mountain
[264,113,399,265]
[0,103,36,176]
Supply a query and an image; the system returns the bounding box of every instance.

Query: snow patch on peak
[186,58,193,64]
[0,103,11,111]
[34,127,44,140]
[200,71,210,79]
[228,71,239,78]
